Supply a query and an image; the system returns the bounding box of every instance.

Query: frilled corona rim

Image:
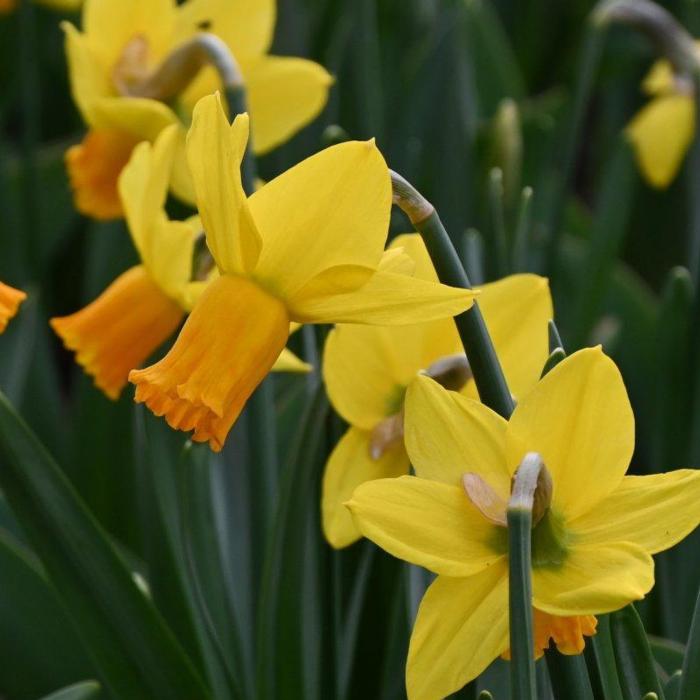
[0,281,27,334]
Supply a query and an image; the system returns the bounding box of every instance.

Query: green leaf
[584,615,624,700]
[0,390,210,700]
[679,587,700,700]
[611,605,665,700]
[648,635,685,677]
[40,681,101,700]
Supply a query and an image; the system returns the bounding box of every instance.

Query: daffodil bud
[595,0,700,80]
[490,98,522,205]
[424,354,472,392]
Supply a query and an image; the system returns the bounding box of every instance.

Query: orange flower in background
[52,125,198,399]
[0,282,27,333]
[63,0,332,219]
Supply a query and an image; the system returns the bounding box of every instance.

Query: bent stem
[507,452,543,700]
[390,170,514,419]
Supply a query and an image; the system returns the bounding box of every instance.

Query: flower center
[502,610,598,660]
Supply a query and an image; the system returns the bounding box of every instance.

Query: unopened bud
[490,98,522,205]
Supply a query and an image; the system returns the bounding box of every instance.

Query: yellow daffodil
[0,282,26,332]
[321,233,552,548]
[347,347,700,700]
[63,0,332,219]
[626,48,698,188]
[51,125,198,399]
[128,94,477,452]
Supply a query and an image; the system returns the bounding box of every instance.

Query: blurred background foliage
[0,0,699,698]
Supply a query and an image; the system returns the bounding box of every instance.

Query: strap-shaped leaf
[0,391,210,700]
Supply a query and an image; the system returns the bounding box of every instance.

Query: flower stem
[391,171,514,419]
[507,452,543,700]
[679,586,700,700]
[545,649,594,700]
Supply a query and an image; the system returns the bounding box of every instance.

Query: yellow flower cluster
[6,1,693,699]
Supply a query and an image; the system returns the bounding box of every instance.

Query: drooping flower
[347,347,700,700]
[63,0,332,218]
[51,125,198,399]
[128,93,478,451]
[0,282,27,333]
[321,233,552,548]
[626,48,698,188]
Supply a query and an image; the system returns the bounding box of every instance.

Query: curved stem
[391,170,514,418]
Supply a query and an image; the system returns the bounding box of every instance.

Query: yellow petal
[62,22,112,124]
[322,427,409,549]
[404,375,510,493]
[388,233,439,281]
[51,265,183,400]
[90,96,178,140]
[0,282,26,334]
[187,95,262,275]
[118,124,176,259]
[570,470,700,554]
[322,323,415,430]
[533,542,653,616]
[288,268,476,325]
[244,56,333,154]
[626,94,695,189]
[272,348,311,373]
[474,274,552,401]
[346,475,504,577]
[506,347,634,520]
[407,565,509,700]
[174,0,275,61]
[641,58,675,96]
[129,274,288,451]
[83,0,176,75]
[249,139,391,299]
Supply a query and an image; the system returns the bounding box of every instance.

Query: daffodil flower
[321,233,552,549]
[626,48,699,188]
[0,282,26,333]
[128,94,477,452]
[63,0,332,219]
[347,347,700,700]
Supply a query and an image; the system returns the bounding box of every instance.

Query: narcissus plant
[129,94,478,451]
[63,0,332,218]
[321,233,552,548]
[347,347,700,700]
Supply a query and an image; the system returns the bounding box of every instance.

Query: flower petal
[533,542,653,616]
[90,96,178,142]
[346,475,505,577]
[626,94,695,189]
[0,282,26,334]
[272,348,311,373]
[129,274,289,451]
[323,324,410,429]
[570,470,700,555]
[475,274,552,401]
[405,375,510,493]
[84,0,176,74]
[186,94,262,275]
[288,269,476,325]
[506,347,634,520]
[174,0,275,61]
[249,139,391,299]
[322,427,409,549]
[244,56,333,154]
[51,265,183,400]
[407,565,509,700]
[62,22,112,124]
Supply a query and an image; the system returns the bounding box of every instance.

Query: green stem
[584,615,624,700]
[507,453,543,700]
[611,605,665,700]
[545,649,594,700]
[412,210,514,418]
[225,85,257,196]
[679,586,700,700]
